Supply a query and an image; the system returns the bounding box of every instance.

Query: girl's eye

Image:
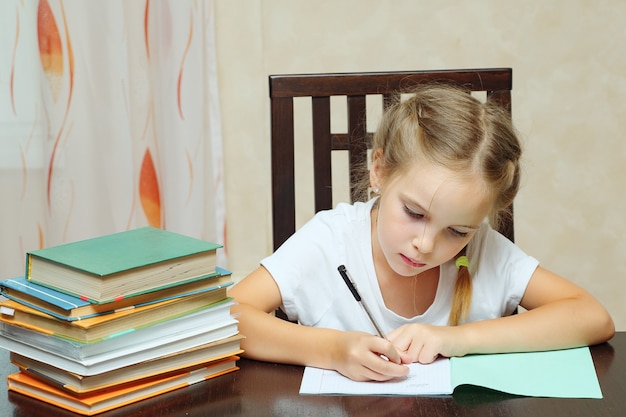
[403,205,424,219]
[449,228,469,238]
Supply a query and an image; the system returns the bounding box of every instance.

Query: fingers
[401,337,440,364]
[387,324,446,364]
[338,333,409,381]
[394,339,439,364]
[374,337,402,364]
[386,327,413,353]
[416,348,440,364]
[350,353,409,382]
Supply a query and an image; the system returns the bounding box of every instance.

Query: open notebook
[300,347,602,398]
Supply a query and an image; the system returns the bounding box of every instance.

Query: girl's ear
[369,148,384,191]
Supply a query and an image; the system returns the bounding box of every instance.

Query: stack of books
[0,226,242,415]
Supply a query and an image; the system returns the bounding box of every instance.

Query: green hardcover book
[25,227,222,304]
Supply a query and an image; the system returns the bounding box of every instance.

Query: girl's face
[371,155,493,278]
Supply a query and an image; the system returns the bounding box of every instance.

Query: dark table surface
[1,332,624,417]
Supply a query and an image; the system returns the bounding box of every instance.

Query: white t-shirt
[261,199,539,334]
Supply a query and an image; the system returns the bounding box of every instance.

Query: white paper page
[299,357,452,395]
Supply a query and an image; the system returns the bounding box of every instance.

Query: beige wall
[214,0,626,331]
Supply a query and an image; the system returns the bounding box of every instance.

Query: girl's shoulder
[305,201,373,234]
[275,199,375,256]
[470,222,514,250]
[314,198,376,225]
[468,221,539,280]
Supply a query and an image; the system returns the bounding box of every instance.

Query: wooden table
[1,333,624,416]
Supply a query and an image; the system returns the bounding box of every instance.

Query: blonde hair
[366,84,521,325]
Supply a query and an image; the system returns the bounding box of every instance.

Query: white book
[0,319,239,375]
[11,335,243,393]
[0,301,234,360]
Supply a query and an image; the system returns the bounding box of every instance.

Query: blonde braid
[449,251,471,325]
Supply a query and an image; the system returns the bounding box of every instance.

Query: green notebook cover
[26,227,222,277]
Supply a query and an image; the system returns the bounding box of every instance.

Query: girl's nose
[413,226,435,254]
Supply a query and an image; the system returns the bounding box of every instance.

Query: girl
[229,84,614,382]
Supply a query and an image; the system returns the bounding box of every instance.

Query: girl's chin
[392,263,428,277]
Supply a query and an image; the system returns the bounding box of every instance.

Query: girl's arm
[228,266,409,381]
[387,266,615,363]
[463,266,614,352]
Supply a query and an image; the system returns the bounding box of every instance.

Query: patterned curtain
[0,0,226,279]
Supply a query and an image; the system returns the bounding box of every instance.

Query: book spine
[21,367,68,391]
[24,253,32,280]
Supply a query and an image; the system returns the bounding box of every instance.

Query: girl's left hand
[386,323,469,364]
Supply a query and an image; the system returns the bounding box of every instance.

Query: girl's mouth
[401,254,426,268]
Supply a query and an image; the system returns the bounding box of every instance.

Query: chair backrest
[269,68,514,253]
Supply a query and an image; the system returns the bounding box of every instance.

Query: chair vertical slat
[271,96,296,251]
[488,90,512,113]
[382,93,395,110]
[312,97,333,212]
[487,89,514,242]
[347,95,367,202]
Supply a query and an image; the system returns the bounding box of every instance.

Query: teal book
[0,267,233,321]
[25,227,222,304]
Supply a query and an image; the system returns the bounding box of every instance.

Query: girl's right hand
[330,331,410,382]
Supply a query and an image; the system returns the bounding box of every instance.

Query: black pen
[337,265,386,339]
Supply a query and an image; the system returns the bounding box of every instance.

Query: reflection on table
[1,332,623,417]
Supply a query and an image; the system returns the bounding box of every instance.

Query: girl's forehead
[394,162,493,224]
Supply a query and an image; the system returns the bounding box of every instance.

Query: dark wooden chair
[269,68,515,257]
